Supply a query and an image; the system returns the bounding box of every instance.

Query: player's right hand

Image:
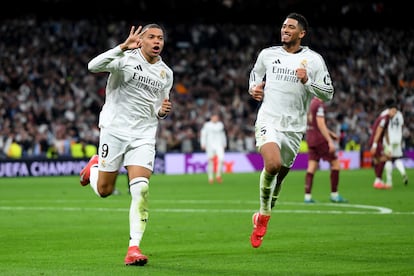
[120,26,145,51]
[250,82,265,101]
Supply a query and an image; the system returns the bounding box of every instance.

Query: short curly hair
[286,13,309,32]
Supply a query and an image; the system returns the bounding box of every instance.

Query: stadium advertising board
[0,155,165,177]
[164,151,361,175]
[2,151,414,177]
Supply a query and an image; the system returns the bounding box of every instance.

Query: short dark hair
[286,13,309,32]
[141,23,166,41]
[385,98,398,108]
[142,23,163,32]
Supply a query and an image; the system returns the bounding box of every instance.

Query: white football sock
[394,159,407,178]
[385,161,393,185]
[89,165,100,196]
[128,177,149,247]
[207,159,214,181]
[216,158,223,178]
[259,169,276,215]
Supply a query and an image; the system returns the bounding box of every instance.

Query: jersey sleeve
[248,50,266,92]
[87,46,124,74]
[200,124,206,147]
[221,124,227,148]
[304,54,334,102]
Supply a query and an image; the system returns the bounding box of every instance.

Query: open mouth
[152,46,161,54]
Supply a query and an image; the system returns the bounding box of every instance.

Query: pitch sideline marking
[0,200,412,214]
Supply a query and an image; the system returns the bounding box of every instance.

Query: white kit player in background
[200,114,227,184]
[384,109,408,186]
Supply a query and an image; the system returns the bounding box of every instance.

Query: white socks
[385,159,407,186]
[89,165,100,196]
[385,161,393,185]
[128,177,149,247]
[207,159,214,181]
[216,157,223,178]
[259,169,276,215]
[394,159,407,178]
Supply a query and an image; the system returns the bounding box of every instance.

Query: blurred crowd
[0,17,413,159]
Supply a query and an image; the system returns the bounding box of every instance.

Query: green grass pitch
[1,168,413,275]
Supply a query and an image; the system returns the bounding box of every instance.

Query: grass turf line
[0,169,413,275]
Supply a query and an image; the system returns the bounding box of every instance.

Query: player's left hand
[296,68,308,84]
[159,99,172,117]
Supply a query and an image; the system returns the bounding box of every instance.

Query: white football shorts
[255,120,303,168]
[205,145,225,160]
[98,128,156,172]
[388,142,403,158]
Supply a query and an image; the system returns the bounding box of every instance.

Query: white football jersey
[200,121,227,150]
[249,46,334,132]
[388,110,404,144]
[88,47,173,139]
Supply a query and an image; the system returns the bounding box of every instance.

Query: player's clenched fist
[249,81,265,101]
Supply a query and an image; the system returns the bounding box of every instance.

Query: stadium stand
[1,1,413,158]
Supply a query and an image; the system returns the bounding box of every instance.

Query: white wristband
[372,142,378,149]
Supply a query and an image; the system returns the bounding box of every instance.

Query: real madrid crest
[160,70,166,79]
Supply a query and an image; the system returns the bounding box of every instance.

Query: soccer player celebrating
[200,113,227,183]
[369,98,398,189]
[248,13,334,248]
[304,97,347,203]
[79,24,173,266]
[383,108,408,187]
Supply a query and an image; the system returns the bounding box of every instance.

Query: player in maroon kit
[304,97,347,203]
[368,98,398,189]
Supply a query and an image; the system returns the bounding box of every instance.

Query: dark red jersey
[368,109,391,147]
[306,97,326,147]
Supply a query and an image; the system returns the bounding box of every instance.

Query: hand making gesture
[119,26,146,51]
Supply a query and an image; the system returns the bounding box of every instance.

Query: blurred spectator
[0,18,413,158]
